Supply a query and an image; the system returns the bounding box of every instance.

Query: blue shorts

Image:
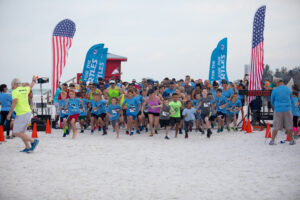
[127,112,137,120]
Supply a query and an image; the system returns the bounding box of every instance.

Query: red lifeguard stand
[77,52,127,83]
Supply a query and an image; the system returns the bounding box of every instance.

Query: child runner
[227,93,242,131]
[78,92,89,133]
[182,100,197,138]
[199,88,213,138]
[214,88,228,133]
[59,91,69,137]
[90,93,107,135]
[65,90,85,139]
[194,93,204,133]
[122,89,140,135]
[169,93,182,138]
[160,97,174,139]
[143,89,161,136]
[106,97,122,138]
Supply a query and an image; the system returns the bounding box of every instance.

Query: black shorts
[241,99,245,106]
[209,115,216,121]
[123,110,127,116]
[180,110,183,119]
[217,112,226,119]
[160,119,170,127]
[143,111,149,119]
[170,117,181,126]
[91,113,106,120]
[293,116,298,127]
[201,113,209,120]
[137,111,142,116]
[148,112,160,117]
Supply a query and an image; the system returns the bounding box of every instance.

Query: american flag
[52,19,76,97]
[249,6,266,102]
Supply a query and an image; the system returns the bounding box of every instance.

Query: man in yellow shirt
[7,76,39,153]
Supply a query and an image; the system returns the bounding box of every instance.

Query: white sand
[0,128,299,200]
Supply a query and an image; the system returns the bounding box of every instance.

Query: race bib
[162,111,169,116]
[129,106,136,113]
[80,109,84,113]
[62,109,68,114]
[204,102,210,107]
[112,109,117,114]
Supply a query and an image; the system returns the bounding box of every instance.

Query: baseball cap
[109,80,115,84]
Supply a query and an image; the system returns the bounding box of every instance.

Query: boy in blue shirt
[106,97,122,138]
[182,101,197,138]
[214,88,228,133]
[58,91,69,137]
[90,93,107,135]
[78,92,89,133]
[122,89,141,135]
[226,93,242,131]
[65,90,85,139]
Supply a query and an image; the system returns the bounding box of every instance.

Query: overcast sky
[0,0,299,89]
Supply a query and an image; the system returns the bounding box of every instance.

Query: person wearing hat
[105,80,122,105]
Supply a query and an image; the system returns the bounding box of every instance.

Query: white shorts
[12,112,32,134]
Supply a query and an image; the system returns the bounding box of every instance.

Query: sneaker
[189,127,192,132]
[155,130,158,134]
[63,133,67,137]
[232,127,238,132]
[221,126,224,132]
[227,126,230,132]
[165,136,169,140]
[20,148,31,153]
[207,129,212,138]
[98,127,102,131]
[289,140,296,145]
[80,129,84,133]
[150,133,154,137]
[103,127,107,135]
[269,140,276,145]
[145,128,148,132]
[66,128,69,135]
[136,130,140,134]
[217,129,221,133]
[130,131,134,136]
[179,129,182,134]
[185,133,188,138]
[6,135,13,139]
[199,128,204,134]
[91,129,94,134]
[30,139,39,152]
[126,131,129,135]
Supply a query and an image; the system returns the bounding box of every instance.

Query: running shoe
[126,130,129,135]
[179,129,182,134]
[130,131,134,136]
[207,129,212,138]
[165,136,169,140]
[289,140,296,145]
[145,128,148,132]
[269,140,276,145]
[136,130,140,134]
[155,130,158,134]
[20,148,31,153]
[30,139,39,152]
[80,129,84,133]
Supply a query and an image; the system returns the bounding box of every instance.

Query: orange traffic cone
[265,123,271,138]
[242,118,247,131]
[32,123,38,138]
[0,125,5,142]
[286,133,291,141]
[46,119,51,134]
[246,119,252,133]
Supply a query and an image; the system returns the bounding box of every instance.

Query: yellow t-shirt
[12,86,31,116]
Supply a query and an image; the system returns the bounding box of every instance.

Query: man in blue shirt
[270,80,295,145]
[163,82,176,98]
[0,84,12,138]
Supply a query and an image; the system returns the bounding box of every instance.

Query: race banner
[209,38,228,84]
[82,44,105,83]
[96,48,108,80]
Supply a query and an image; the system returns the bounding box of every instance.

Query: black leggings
[1,111,11,136]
